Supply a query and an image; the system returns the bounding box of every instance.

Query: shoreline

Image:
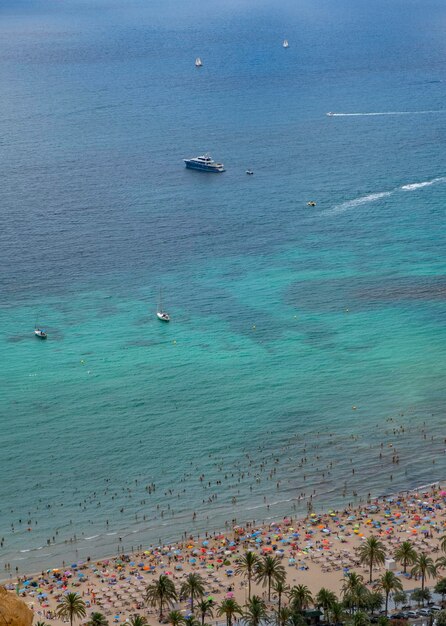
[2,478,443,583]
[2,481,446,623]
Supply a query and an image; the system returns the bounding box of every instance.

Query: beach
[4,484,446,625]
[1,0,446,621]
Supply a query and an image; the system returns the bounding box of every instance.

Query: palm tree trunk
[403,558,407,574]
[421,572,425,593]
[268,576,271,601]
[248,574,251,601]
[369,561,373,584]
[385,592,389,616]
[160,597,163,619]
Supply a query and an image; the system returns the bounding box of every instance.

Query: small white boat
[283,39,289,48]
[326,112,334,116]
[156,289,170,322]
[246,170,254,175]
[195,57,202,67]
[34,328,47,339]
[156,311,170,322]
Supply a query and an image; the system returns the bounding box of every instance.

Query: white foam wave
[328,110,446,117]
[330,191,392,215]
[85,535,100,540]
[327,176,446,215]
[400,177,446,191]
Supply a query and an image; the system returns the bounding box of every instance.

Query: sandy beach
[4,483,446,626]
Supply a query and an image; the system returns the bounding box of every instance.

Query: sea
[1,0,446,575]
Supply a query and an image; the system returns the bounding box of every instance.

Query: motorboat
[246,170,254,175]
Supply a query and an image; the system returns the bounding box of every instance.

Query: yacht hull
[184,160,225,172]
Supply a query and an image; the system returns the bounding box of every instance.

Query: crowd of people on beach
[3,484,446,626]
[2,412,445,576]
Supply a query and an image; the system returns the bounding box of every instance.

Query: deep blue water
[1,0,446,574]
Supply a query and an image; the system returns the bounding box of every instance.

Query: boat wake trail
[326,176,446,215]
[327,110,446,117]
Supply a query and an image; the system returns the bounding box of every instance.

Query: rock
[0,586,33,626]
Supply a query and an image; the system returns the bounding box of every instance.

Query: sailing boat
[156,289,170,322]
[283,39,289,48]
[195,57,203,67]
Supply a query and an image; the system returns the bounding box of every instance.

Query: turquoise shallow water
[1,0,446,574]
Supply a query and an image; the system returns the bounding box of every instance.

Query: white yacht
[184,154,225,172]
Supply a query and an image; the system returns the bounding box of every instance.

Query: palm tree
[127,617,148,626]
[87,612,109,626]
[436,556,446,572]
[256,556,286,601]
[358,536,386,583]
[411,588,431,608]
[35,622,49,626]
[145,574,178,619]
[341,572,365,597]
[286,614,305,626]
[217,599,243,626]
[411,553,437,592]
[347,612,370,626]
[434,578,446,602]
[56,593,87,626]
[277,606,291,626]
[273,580,288,617]
[242,596,269,626]
[235,551,260,601]
[316,588,338,623]
[394,541,417,574]
[183,617,201,626]
[331,602,346,626]
[375,571,403,616]
[180,573,205,614]
[392,591,407,610]
[342,574,369,615]
[440,536,446,554]
[167,610,185,626]
[197,599,214,626]
[288,585,313,613]
[365,591,383,615]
